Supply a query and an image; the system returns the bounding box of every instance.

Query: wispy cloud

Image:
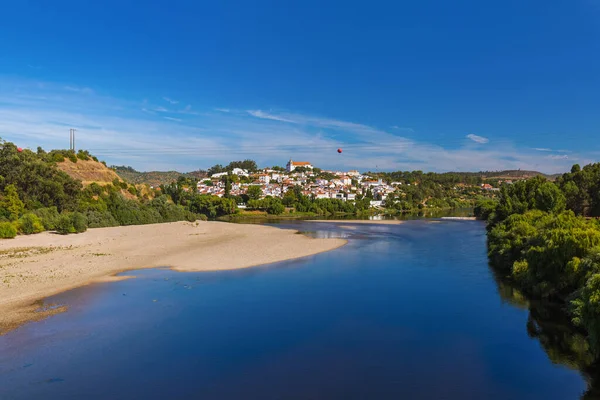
[215,108,230,113]
[391,125,415,132]
[466,134,489,144]
[0,77,584,174]
[547,154,569,160]
[163,97,179,105]
[64,85,94,95]
[534,148,552,152]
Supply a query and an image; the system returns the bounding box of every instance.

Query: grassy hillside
[57,159,123,186]
[112,166,207,187]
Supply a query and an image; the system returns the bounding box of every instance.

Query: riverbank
[0,221,347,334]
[306,219,404,225]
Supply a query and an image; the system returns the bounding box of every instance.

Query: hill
[57,159,123,186]
[477,170,560,181]
[112,166,207,187]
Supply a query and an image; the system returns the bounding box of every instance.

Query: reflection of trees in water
[492,271,600,399]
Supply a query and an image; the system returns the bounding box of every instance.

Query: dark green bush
[0,222,17,239]
[32,207,60,230]
[72,212,88,233]
[85,211,119,228]
[18,213,45,234]
[55,214,76,235]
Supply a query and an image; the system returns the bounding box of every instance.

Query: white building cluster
[194,159,397,206]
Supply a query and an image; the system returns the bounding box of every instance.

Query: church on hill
[286,159,313,172]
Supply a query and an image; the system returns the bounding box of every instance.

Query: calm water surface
[0,220,590,399]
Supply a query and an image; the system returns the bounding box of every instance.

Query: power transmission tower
[69,129,77,151]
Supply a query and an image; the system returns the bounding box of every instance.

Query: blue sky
[1,0,599,173]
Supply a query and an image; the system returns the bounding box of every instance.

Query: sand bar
[0,221,346,334]
[306,219,404,225]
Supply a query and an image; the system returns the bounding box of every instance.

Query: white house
[258,174,271,184]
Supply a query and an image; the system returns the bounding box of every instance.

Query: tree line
[0,139,231,238]
[474,163,600,364]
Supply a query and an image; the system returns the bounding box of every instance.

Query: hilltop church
[286,159,313,172]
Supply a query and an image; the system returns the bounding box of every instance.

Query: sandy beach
[0,221,347,334]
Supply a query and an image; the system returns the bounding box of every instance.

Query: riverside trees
[475,163,600,358]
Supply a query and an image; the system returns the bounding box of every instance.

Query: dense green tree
[247,185,262,200]
[0,184,24,221]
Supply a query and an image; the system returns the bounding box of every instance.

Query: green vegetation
[18,213,44,235]
[112,165,207,187]
[475,163,600,360]
[0,222,17,239]
[207,160,258,175]
[0,138,223,237]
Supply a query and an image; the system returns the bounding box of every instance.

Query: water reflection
[492,272,599,399]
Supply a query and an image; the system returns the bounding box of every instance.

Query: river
[0,220,592,399]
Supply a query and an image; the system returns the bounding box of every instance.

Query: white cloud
[215,108,230,113]
[547,154,569,160]
[534,148,552,152]
[0,77,584,174]
[64,86,94,95]
[163,97,179,104]
[153,106,168,112]
[466,134,489,144]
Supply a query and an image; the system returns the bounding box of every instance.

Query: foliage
[72,212,88,233]
[55,213,76,234]
[481,162,600,360]
[18,213,45,235]
[85,210,119,228]
[0,221,17,239]
[208,160,258,175]
[0,184,24,221]
[246,185,263,201]
[32,207,60,230]
[188,194,236,218]
[556,163,600,217]
[247,197,285,215]
[0,141,82,212]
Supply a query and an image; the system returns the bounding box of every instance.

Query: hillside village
[191,158,505,208]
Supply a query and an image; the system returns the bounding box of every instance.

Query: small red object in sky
[17,147,23,153]
[337,148,342,153]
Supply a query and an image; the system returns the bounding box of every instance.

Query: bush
[18,213,45,234]
[72,212,88,233]
[0,222,17,239]
[85,211,119,228]
[32,207,60,230]
[55,214,76,235]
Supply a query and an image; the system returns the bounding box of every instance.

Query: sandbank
[0,221,346,334]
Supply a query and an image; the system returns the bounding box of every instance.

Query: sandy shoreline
[0,221,346,334]
[306,219,404,225]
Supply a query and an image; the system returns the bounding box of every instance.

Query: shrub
[55,214,76,235]
[85,211,119,228]
[0,222,17,239]
[32,207,60,230]
[18,213,45,235]
[72,212,88,233]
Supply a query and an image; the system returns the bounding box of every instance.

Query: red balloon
[337,148,342,153]
[17,147,23,153]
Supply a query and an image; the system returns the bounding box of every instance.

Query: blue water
[0,221,589,399]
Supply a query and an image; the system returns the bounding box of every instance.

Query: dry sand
[306,219,404,225]
[0,221,346,334]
